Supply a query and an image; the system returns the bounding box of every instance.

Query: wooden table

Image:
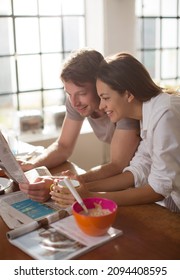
[0,161,180,260]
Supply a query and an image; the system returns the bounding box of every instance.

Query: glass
[61,0,84,15]
[0,57,16,93]
[17,55,41,91]
[13,0,37,15]
[143,51,156,79]
[0,95,17,129]
[142,0,160,16]
[0,18,14,55]
[178,19,180,46]
[136,18,142,49]
[63,17,85,51]
[43,89,65,107]
[15,18,40,54]
[162,19,177,48]
[40,18,62,52]
[0,0,12,15]
[18,91,42,110]
[38,0,61,15]
[43,104,66,131]
[161,50,177,79]
[154,50,161,82]
[178,49,180,77]
[161,0,177,17]
[41,53,63,89]
[143,18,160,49]
[135,0,142,16]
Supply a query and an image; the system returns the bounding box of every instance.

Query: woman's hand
[50,182,75,208]
[50,170,91,208]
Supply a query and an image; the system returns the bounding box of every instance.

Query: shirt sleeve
[123,140,151,186]
[148,110,180,197]
[124,109,180,198]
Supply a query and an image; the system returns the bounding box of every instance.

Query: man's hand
[19,177,53,202]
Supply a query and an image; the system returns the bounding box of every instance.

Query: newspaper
[0,129,66,228]
[7,215,122,260]
[0,190,68,227]
[0,130,29,184]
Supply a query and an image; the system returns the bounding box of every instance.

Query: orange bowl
[72,197,118,236]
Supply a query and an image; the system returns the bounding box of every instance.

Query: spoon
[63,178,89,214]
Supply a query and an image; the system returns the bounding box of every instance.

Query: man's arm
[22,116,83,171]
[79,129,140,183]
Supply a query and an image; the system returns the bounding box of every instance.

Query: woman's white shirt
[124,93,180,210]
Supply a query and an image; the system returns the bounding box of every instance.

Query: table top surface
[0,161,180,260]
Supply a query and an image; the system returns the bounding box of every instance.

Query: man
[20,49,140,202]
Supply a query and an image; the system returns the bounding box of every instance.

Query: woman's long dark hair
[97,53,163,102]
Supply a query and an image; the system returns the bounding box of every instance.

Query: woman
[51,53,180,212]
[18,49,139,202]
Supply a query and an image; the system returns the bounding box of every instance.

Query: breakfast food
[80,202,111,216]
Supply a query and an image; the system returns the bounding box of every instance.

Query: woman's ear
[125,91,134,103]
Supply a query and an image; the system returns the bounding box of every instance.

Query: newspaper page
[0,130,29,184]
[0,190,67,228]
[7,215,123,260]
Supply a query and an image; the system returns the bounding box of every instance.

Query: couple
[20,49,180,213]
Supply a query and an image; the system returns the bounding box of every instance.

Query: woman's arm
[50,171,164,208]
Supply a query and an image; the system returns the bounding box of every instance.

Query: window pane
[136,18,142,49]
[38,0,61,15]
[17,55,41,91]
[162,19,177,48]
[63,17,85,51]
[18,91,42,110]
[15,18,40,54]
[161,0,177,17]
[0,0,12,15]
[143,18,160,48]
[62,0,84,15]
[0,57,16,93]
[44,104,65,132]
[143,0,160,16]
[143,51,157,79]
[161,50,177,79]
[40,18,62,52]
[0,95,16,129]
[13,0,37,15]
[135,0,142,16]
[0,0,85,128]
[178,49,180,77]
[43,89,65,107]
[178,19,180,46]
[42,54,62,89]
[0,18,14,55]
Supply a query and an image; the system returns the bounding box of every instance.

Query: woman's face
[96,79,132,123]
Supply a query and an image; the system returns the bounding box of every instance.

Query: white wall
[24,127,110,171]
[85,0,136,56]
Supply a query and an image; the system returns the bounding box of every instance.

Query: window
[0,0,85,130]
[136,0,180,87]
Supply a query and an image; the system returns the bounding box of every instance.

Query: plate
[0,177,13,192]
